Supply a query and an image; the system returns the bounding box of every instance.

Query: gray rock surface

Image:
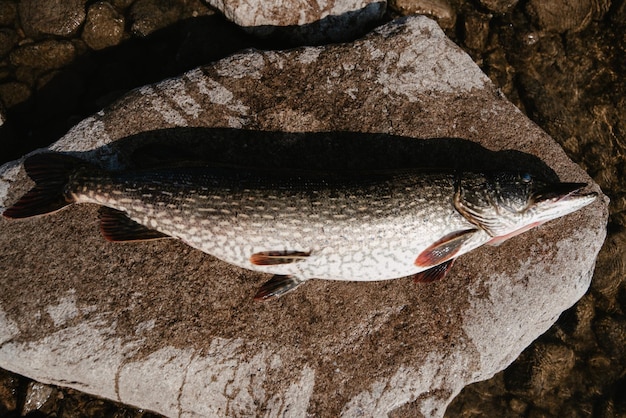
[204,0,386,42]
[0,16,607,418]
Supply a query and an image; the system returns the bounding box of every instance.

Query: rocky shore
[1,0,625,417]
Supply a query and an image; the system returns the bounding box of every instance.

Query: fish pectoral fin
[250,251,311,266]
[414,228,479,268]
[412,259,455,283]
[99,207,171,242]
[254,275,306,301]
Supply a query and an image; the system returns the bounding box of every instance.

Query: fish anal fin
[415,229,478,268]
[254,275,305,301]
[413,259,455,283]
[99,207,170,242]
[250,251,311,266]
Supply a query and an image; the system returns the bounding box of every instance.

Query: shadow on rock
[2,15,259,165]
[72,127,559,181]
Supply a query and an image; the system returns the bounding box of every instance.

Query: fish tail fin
[2,153,87,219]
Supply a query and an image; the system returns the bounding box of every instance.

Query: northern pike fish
[2,152,597,300]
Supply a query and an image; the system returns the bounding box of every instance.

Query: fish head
[454,172,597,242]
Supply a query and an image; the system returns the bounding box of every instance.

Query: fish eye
[521,173,532,184]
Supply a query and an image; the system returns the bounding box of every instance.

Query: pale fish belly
[179,210,486,282]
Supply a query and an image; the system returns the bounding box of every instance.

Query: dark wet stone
[0,65,10,82]
[179,0,215,19]
[111,0,136,9]
[509,397,529,414]
[482,43,518,101]
[388,0,456,28]
[463,11,491,50]
[129,0,183,37]
[82,2,126,50]
[18,0,87,38]
[593,315,626,359]
[22,382,57,415]
[610,0,626,25]
[0,81,31,108]
[591,228,626,306]
[0,369,19,415]
[9,40,75,70]
[526,0,610,33]
[504,343,576,399]
[478,0,519,14]
[0,1,17,26]
[588,354,620,392]
[0,29,18,59]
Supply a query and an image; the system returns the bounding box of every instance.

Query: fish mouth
[532,182,598,205]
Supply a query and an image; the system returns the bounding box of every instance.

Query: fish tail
[2,152,89,219]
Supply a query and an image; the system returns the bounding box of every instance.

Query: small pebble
[591,229,626,303]
[129,0,184,37]
[10,39,76,70]
[111,0,136,9]
[83,2,126,50]
[0,81,31,108]
[593,315,626,359]
[509,397,528,414]
[525,0,609,33]
[463,11,491,51]
[388,0,456,29]
[0,1,17,26]
[22,382,55,415]
[0,29,18,59]
[18,0,87,38]
[0,370,19,414]
[478,0,519,14]
[504,342,576,398]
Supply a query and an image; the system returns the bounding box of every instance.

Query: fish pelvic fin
[99,207,171,242]
[254,275,306,301]
[412,259,455,283]
[415,229,481,268]
[2,153,89,219]
[250,251,311,266]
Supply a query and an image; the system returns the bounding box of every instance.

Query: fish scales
[2,153,597,300]
[70,167,480,281]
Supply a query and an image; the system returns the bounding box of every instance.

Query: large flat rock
[0,16,607,417]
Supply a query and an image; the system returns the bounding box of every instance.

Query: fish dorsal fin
[412,259,455,283]
[98,207,170,242]
[250,251,311,266]
[414,229,479,268]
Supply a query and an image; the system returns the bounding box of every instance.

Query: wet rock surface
[0,0,624,417]
[82,1,126,50]
[18,0,88,38]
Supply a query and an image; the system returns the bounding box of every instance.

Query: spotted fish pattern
[2,152,597,300]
